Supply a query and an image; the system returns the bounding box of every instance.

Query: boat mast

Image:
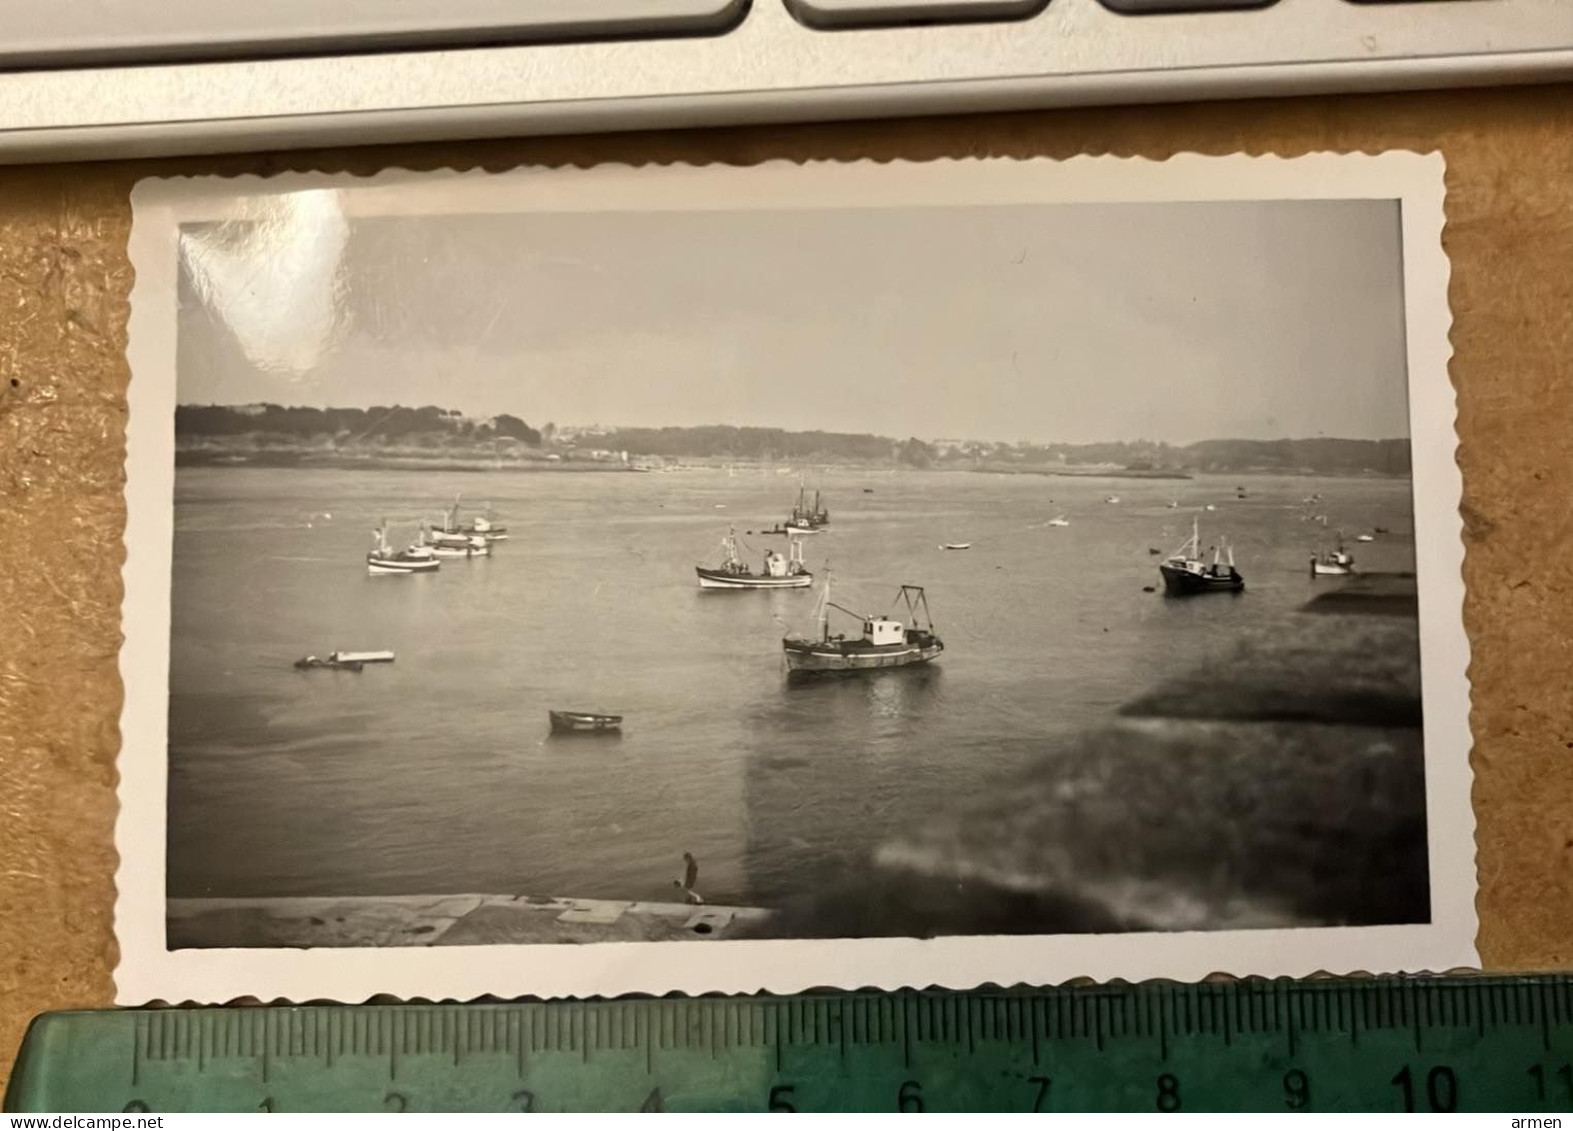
[817,572,832,642]
[898,585,933,633]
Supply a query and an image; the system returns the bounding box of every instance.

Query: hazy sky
[176,200,1410,445]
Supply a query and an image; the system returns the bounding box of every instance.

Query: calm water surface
[167,468,1417,907]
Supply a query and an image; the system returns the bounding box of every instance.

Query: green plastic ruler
[8,977,1573,1112]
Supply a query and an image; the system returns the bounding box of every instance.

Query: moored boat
[549,710,623,735]
[1311,536,1356,577]
[782,578,944,674]
[786,484,829,529]
[697,527,812,589]
[1159,518,1244,595]
[422,526,490,558]
[436,495,510,541]
[367,524,441,574]
[294,655,363,672]
[294,649,396,671]
[940,542,971,551]
[332,650,395,664]
[1046,515,1070,528]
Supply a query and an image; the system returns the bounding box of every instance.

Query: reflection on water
[167,467,1416,910]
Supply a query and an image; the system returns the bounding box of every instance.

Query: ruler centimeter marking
[9,979,1573,1112]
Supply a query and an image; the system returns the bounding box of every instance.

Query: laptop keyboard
[0,0,750,66]
[0,0,1566,160]
[0,0,1525,65]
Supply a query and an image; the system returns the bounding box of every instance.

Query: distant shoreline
[972,465,1192,482]
[175,450,641,473]
[173,450,1411,481]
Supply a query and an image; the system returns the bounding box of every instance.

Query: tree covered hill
[175,404,1410,477]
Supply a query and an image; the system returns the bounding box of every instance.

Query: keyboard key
[786,0,1049,29]
[1099,0,1275,11]
[0,0,747,67]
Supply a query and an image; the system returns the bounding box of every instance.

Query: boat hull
[1159,562,1244,595]
[1311,563,1355,577]
[367,555,440,574]
[696,567,814,590]
[782,637,944,673]
[549,710,623,735]
[331,650,395,664]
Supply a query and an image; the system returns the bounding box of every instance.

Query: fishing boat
[293,649,396,671]
[696,527,812,589]
[430,540,490,559]
[436,495,509,541]
[786,484,829,529]
[1105,495,1121,504]
[1356,534,1375,543]
[1311,536,1356,577]
[1046,515,1070,528]
[1158,517,1244,595]
[422,527,490,558]
[766,521,820,536]
[782,579,944,674]
[549,710,623,735]
[366,524,440,575]
[940,542,972,551]
[294,655,363,672]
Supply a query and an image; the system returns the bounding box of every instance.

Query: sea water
[167,467,1416,909]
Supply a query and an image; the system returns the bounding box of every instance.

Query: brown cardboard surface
[2,84,1571,1089]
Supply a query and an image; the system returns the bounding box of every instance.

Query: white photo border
[117,153,1472,1004]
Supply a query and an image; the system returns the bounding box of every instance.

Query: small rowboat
[940,542,972,551]
[294,649,395,672]
[294,655,363,672]
[331,650,395,664]
[549,710,623,735]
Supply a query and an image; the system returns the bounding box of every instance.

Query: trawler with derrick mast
[782,575,943,674]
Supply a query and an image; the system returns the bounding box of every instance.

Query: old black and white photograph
[115,155,1471,1003]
